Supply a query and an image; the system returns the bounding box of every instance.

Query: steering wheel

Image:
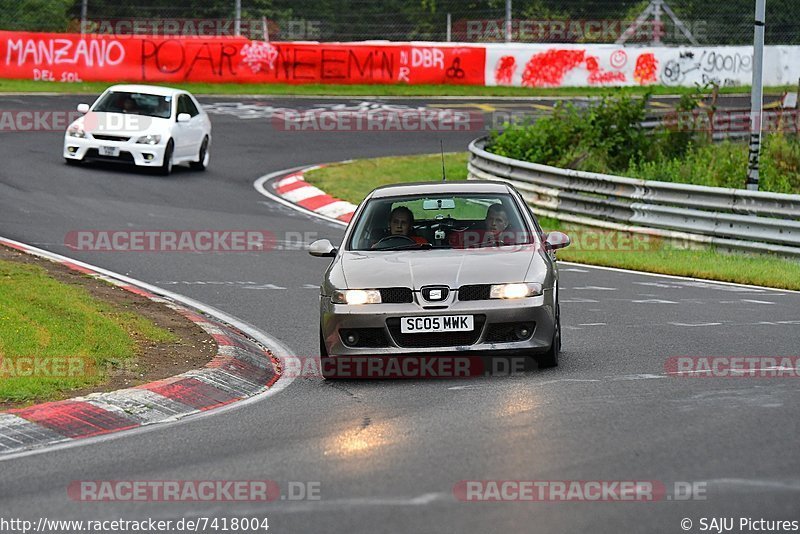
[373,235,416,249]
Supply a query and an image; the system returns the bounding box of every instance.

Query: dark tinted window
[178,95,199,117]
[93,91,171,119]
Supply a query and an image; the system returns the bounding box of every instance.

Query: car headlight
[67,126,85,138]
[136,134,161,145]
[332,289,382,305]
[490,283,543,299]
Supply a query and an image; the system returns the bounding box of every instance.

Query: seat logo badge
[422,286,449,302]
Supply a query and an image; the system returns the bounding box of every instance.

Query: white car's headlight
[67,126,85,138]
[136,134,161,145]
[332,289,382,305]
[490,283,543,299]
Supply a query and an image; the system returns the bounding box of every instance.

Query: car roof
[369,180,513,199]
[104,84,187,97]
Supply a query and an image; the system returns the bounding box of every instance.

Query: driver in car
[373,206,428,247]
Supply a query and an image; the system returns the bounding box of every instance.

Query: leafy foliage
[487,93,650,172]
[486,90,800,194]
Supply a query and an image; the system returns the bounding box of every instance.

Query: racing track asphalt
[0,94,798,533]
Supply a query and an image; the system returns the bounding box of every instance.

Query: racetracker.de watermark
[0,356,96,378]
[0,110,152,132]
[458,18,708,42]
[664,109,800,133]
[0,111,81,132]
[79,18,322,39]
[453,480,707,502]
[272,110,484,132]
[665,356,800,378]
[64,230,278,253]
[283,355,537,379]
[67,480,321,502]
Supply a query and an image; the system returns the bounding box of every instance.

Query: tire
[64,158,81,166]
[319,328,336,380]
[159,140,174,176]
[536,299,561,369]
[190,137,209,171]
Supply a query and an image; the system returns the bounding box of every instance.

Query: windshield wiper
[385,243,434,251]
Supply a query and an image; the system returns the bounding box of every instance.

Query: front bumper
[320,290,556,357]
[63,135,167,167]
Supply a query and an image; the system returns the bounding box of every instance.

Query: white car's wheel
[190,137,210,171]
[64,158,81,166]
[159,140,174,176]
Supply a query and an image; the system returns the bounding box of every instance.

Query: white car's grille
[91,134,131,142]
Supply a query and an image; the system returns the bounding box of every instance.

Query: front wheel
[64,158,81,166]
[536,300,561,369]
[190,137,209,171]
[319,328,336,380]
[159,140,174,176]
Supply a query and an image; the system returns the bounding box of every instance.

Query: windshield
[92,91,173,119]
[347,192,536,251]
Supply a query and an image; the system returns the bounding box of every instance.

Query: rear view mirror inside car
[423,198,456,210]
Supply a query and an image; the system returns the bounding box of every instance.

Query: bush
[487,93,650,172]
[486,90,800,194]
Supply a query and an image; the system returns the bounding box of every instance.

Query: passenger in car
[449,203,512,248]
[483,203,510,233]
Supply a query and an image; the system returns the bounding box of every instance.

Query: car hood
[70,112,171,137]
[338,246,543,289]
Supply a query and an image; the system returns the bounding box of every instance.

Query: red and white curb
[264,165,357,224]
[0,236,289,456]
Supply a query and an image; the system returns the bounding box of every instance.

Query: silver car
[309,181,570,377]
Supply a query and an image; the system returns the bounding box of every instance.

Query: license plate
[100,146,120,157]
[401,315,474,334]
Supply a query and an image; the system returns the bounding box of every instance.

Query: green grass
[0,259,177,404]
[0,78,794,97]
[304,153,800,290]
[308,153,469,205]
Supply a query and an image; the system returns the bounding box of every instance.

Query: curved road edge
[256,164,800,295]
[0,236,297,459]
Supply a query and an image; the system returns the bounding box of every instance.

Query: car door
[174,95,203,159]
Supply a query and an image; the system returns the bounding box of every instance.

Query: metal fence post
[447,13,452,42]
[505,0,512,42]
[235,0,242,37]
[747,0,767,191]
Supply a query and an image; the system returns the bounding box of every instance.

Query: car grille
[485,322,536,343]
[84,148,135,163]
[386,316,486,348]
[91,134,131,142]
[458,285,491,301]
[379,287,413,304]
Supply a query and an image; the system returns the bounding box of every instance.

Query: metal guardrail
[468,137,800,257]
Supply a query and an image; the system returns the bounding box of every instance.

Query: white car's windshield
[348,193,535,251]
[93,91,172,119]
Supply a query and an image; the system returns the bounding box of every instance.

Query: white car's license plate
[401,315,474,334]
[100,146,120,157]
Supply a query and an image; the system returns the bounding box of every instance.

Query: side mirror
[177,113,191,123]
[545,231,570,251]
[77,103,90,113]
[309,239,337,258]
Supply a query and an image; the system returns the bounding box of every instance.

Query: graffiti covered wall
[1,31,798,88]
[0,32,485,85]
[485,44,800,88]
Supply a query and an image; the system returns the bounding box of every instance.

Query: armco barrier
[468,137,800,257]
[1,30,799,88]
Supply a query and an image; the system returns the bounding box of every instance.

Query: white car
[64,84,211,175]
